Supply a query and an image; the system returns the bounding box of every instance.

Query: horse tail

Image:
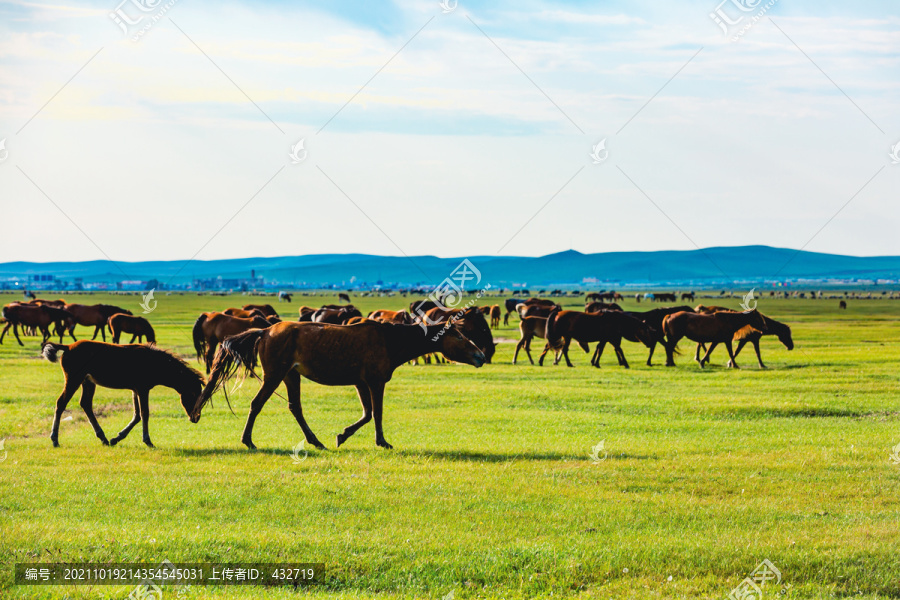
[545,306,562,344]
[193,328,267,421]
[41,342,68,363]
[192,314,207,361]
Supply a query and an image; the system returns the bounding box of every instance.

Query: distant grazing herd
[0,287,861,450]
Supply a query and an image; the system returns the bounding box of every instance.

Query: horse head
[437,326,485,368]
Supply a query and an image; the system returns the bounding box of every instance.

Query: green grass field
[1,292,899,599]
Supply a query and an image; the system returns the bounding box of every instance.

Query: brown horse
[345,316,368,325]
[64,304,132,341]
[108,314,156,345]
[543,308,654,368]
[423,306,496,363]
[192,312,272,373]
[1,303,76,346]
[585,301,622,313]
[368,309,415,325]
[503,298,526,325]
[513,316,565,365]
[298,306,317,321]
[695,314,793,368]
[243,304,278,317]
[694,304,734,314]
[43,341,204,448]
[312,305,362,324]
[223,307,267,319]
[517,303,559,320]
[662,310,767,368]
[489,305,501,329]
[193,321,486,450]
[623,306,695,366]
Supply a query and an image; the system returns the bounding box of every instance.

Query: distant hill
[2,246,900,289]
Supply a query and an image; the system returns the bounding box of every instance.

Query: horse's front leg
[12,323,24,346]
[699,342,719,368]
[283,370,325,450]
[50,377,82,447]
[368,381,392,449]
[337,383,372,448]
[129,334,138,343]
[134,390,154,447]
[240,375,282,450]
[110,392,141,446]
[751,339,766,369]
[91,324,101,340]
[725,341,739,369]
[563,338,574,367]
[78,380,110,446]
[592,341,606,367]
[614,343,629,368]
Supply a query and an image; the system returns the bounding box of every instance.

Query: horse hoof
[109,438,119,447]
[335,434,346,448]
[101,439,110,446]
[377,440,394,450]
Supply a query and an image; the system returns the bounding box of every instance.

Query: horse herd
[1,294,793,451]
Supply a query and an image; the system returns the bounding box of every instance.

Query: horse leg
[538,342,552,366]
[368,381,392,449]
[664,335,679,367]
[614,342,629,368]
[724,341,739,369]
[78,380,110,446]
[699,342,719,368]
[592,342,606,367]
[129,334,138,343]
[751,339,766,369]
[646,341,656,366]
[240,375,282,450]
[205,340,218,375]
[336,384,372,448]
[513,339,523,365]
[135,390,154,447]
[12,323,24,346]
[110,392,141,446]
[0,321,10,344]
[562,338,574,367]
[50,377,82,447]
[283,370,325,450]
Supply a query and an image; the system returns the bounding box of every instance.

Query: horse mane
[136,345,205,385]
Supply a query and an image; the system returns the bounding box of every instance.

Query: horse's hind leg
[751,340,765,369]
[368,381,392,449]
[50,377,82,447]
[592,342,606,367]
[724,341,739,369]
[110,392,141,446]
[283,370,325,450]
[12,323,24,346]
[699,342,719,368]
[129,334,138,343]
[136,390,154,447]
[0,322,10,344]
[336,384,372,448]
[614,343,629,368]
[78,380,110,446]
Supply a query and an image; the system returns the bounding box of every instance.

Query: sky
[0,0,898,262]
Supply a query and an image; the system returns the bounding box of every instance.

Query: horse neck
[383,324,443,367]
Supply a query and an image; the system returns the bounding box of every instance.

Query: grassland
[1,291,898,599]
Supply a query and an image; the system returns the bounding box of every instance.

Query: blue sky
[0,0,897,262]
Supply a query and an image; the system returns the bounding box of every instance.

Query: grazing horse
[423,306,496,363]
[503,298,526,325]
[696,314,793,368]
[108,314,156,345]
[839,300,847,310]
[681,292,695,301]
[655,293,677,302]
[192,312,272,373]
[338,292,352,303]
[64,304,132,341]
[312,305,362,324]
[513,316,566,365]
[585,301,622,313]
[662,310,767,368]
[517,303,559,320]
[622,306,694,366]
[489,305,501,329]
[43,341,204,448]
[543,308,655,368]
[243,304,278,317]
[368,309,415,325]
[193,321,486,450]
[223,307,267,319]
[298,306,317,321]
[1,303,76,346]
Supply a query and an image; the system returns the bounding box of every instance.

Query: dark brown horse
[192,312,271,373]
[585,301,622,313]
[338,293,352,303]
[623,305,695,366]
[223,307,267,319]
[695,314,793,368]
[662,309,767,368]
[43,341,204,448]
[1,303,76,346]
[64,304,132,341]
[489,305,501,328]
[108,314,156,345]
[243,304,278,317]
[193,321,486,450]
[543,308,654,368]
[503,298,526,325]
[312,305,362,324]
[423,306,496,363]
